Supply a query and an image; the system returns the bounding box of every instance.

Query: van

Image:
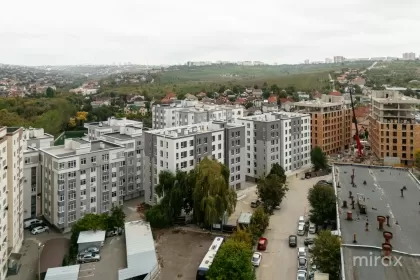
[24,218,42,229]
[297,224,305,236]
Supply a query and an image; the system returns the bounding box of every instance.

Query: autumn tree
[231,228,253,247]
[249,206,270,238]
[257,174,289,214]
[192,158,237,226]
[311,230,341,280]
[308,184,337,226]
[75,111,88,126]
[206,239,254,280]
[68,117,76,128]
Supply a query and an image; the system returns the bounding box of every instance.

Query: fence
[54,130,87,146]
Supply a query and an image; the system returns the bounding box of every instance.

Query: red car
[257,237,268,251]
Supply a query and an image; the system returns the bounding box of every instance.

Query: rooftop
[239,112,309,122]
[44,265,80,280]
[335,164,420,280]
[372,90,420,104]
[41,139,122,158]
[103,132,136,140]
[146,122,225,139]
[6,127,21,134]
[118,220,158,280]
[77,230,106,244]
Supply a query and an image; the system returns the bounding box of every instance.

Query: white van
[297,224,305,236]
[24,218,42,229]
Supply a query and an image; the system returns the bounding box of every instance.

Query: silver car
[78,252,100,263]
[297,270,307,280]
[251,252,262,267]
[298,257,307,270]
[83,247,100,254]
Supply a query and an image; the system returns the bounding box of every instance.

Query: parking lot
[77,234,127,280]
[156,229,214,280]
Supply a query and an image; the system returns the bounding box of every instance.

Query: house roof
[268,96,277,103]
[235,98,246,104]
[118,220,158,280]
[45,265,80,280]
[328,91,341,96]
[279,98,293,104]
[77,230,106,244]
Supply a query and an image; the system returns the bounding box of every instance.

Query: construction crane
[349,87,363,160]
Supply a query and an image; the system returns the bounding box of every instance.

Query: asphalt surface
[255,174,332,280]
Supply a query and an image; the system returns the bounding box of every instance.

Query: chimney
[382,243,393,262]
[377,215,386,231]
[383,231,393,243]
[346,211,353,220]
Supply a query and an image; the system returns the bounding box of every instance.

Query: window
[218,135,221,140]
[59,162,65,169]
[59,195,64,202]
[102,154,109,161]
[81,189,86,196]
[58,206,64,213]
[120,161,126,167]
[91,156,96,163]
[68,213,76,223]
[103,193,109,202]
[181,141,187,148]
[80,169,86,175]
[103,174,109,181]
[176,143,179,149]
[181,161,187,168]
[91,197,96,203]
[112,172,117,178]
[68,203,76,211]
[112,191,117,197]
[68,171,76,178]
[68,192,76,201]
[102,164,109,172]
[190,140,194,146]
[91,177,96,183]
[69,181,76,190]
[25,157,30,164]
[58,217,64,224]
[91,186,96,192]
[81,179,86,185]
[81,158,86,165]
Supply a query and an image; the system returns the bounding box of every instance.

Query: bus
[196,237,225,280]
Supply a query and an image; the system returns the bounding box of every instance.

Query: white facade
[0,128,8,280]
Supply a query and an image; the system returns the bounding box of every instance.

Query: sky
[1,0,420,66]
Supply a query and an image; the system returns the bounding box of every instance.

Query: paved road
[256,174,331,280]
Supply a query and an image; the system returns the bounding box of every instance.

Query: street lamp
[38,243,44,280]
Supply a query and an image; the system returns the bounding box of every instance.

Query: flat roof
[147,122,224,139]
[77,230,106,244]
[238,212,252,224]
[41,140,122,158]
[335,164,420,280]
[44,265,80,280]
[239,112,309,122]
[104,132,135,140]
[118,220,158,280]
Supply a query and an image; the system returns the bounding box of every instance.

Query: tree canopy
[308,184,337,226]
[311,146,328,171]
[268,163,286,185]
[249,206,270,238]
[311,230,341,280]
[206,239,255,280]
[257,174,289,214]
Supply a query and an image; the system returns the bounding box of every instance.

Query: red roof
[268,95,277,103]
[328,91,341,96]
[235,98,246,104]
[354,106,370,118]
[197,92,207,97]
[165,92,177,99]
[279,98,293,103]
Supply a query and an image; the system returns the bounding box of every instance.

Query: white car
[298,257,308,270]
[297,270,307,280]
[309,223,316,234]
[31,225,49,235]
[251,252,262,267]
[24,218,42,229]
[298,247,307,259]
[78,252,101,263]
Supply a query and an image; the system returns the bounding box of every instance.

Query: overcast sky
[1,0,419,66]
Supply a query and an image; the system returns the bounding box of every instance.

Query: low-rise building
[85,117,143,141]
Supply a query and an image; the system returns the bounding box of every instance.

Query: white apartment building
[85,117,143,141]
[152,101,244,129]
[143,121,245,204]
[39,139,126,232]
[238,112,311,180]
[22,128,54,220]
[0,127,8,280]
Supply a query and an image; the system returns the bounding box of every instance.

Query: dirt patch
[156,229,214,280]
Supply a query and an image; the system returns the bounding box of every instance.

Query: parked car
[78,252,100,263]
[106,227,123,237]
[257,237,268,251]
[29,222,45,231]
[298,257,308,270]
[297,224,305,236]
[24,219,42,229]
[308,223,317,234]
[31,226,49,235]
[304,238,314,246]
[297,247,307,259]
[83,247,100,254]
[251,252,262,266]
[297,270,307,280]
[304,172,311,179]
[251,200,261,208]
[289,235,297,247]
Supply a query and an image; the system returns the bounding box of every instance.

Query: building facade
[22,128,54,220]
[39,139,125,232]
[143,121,246,204]
[238,112,311,180]
[369,90,420,166]
[294,95,352,155]
[0,127,8,280]
[152,101,244,129]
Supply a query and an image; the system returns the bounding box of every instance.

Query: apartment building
[143,121,245,204]
[152,101,244,129]
[402,52,416,60]
[22,128,54,220]
[0,128,8,280]
[238,112,311,181]
[5,127,24,257]
[85,117,143,141]
[38,139,125,232]
[369,90,420,166]
[334,56,345,63]
[294,94,352,155]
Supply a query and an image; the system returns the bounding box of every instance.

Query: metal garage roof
[118,220,158,280]
[77,230,106,244]
[44,265,80,280]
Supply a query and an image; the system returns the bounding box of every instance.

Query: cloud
[1,0,420,65]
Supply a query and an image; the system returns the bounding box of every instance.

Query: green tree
[257,174,289,214]
[249,207,269,238]
[46,87,55,98]
[311,230,341,280]
[292,93,300,102]
[192,158,237,226]
[262,91,270,99]
[231,229,253,247]
[311,146,328,171]
[245,102,253,109]
[268,163,286,185]
[108,205,126,229]
[270,84,280,94]
[145,204,171,228]
[206,239,255,280]
[308,184,337,226]
[364,130,369,140]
